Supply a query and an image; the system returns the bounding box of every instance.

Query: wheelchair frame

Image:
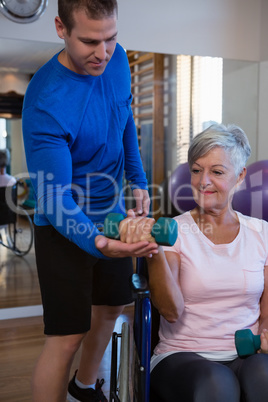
[0,182,34,257]
[109,257,152,402]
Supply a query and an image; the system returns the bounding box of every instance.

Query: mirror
[0,39,259,311]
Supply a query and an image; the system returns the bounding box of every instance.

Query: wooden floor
[0,243,41,308]
[0,235,134,401]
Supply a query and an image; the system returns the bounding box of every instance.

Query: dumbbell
[103,213,178,246]
[235,329,261,357]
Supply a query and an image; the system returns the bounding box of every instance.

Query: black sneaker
[67,370,108,402]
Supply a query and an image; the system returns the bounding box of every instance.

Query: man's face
[55,9,118,76]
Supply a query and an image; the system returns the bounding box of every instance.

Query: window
[176,55,223,165]
[0,118,7,149]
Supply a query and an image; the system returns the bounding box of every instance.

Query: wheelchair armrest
[132,273,150,298]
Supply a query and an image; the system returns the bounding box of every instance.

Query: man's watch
[0,0,48,24]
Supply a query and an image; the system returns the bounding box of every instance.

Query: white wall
[259,2,268,160]
[260,0,268,61]
[0,1,60,44]
[117,0,262,61]
[0,73,30,94]
[222,60,259,165]
[257,61,268,161]
[9,119,27,176]
[0,0,263,61]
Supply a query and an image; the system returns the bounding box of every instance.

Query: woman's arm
[119,214,184,322]
[146,248,184,323]
[259,265,268,353]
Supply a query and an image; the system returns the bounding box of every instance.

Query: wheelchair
[0,181,34,257]
[109,257,158,402]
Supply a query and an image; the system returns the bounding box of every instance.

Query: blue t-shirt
[22,43,148,258]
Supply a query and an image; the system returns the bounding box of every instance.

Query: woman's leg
[150,352,240,402]
[230,354,268,402]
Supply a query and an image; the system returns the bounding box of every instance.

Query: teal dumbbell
[235,329,261,357]
[103,213,178,246]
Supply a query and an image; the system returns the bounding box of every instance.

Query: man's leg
[76,305,124,385]
[32,333,86,402]
[33,226,97,401]
[73,256,134,385]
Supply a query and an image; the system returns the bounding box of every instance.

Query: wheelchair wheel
[110,322,130,402]
[118,322,130,402]
[6,207,34,256]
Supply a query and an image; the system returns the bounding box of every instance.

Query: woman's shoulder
[236,211,268,235]
[172,210,192,223]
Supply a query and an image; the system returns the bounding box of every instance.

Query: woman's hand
[118,209,156,244]
[260,329,268,353]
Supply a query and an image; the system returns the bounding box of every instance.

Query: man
[22,1,158,401]
[0,149,16,187]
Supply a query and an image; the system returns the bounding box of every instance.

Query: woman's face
[190,147,246,212]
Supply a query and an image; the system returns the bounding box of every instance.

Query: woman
[119,124,268,401]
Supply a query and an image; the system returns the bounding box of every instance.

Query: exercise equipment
[103,213,178,246]
[169,162,196,214]
[235,329,261,357]
[232,159,268,221]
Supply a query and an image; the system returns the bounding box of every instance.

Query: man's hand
[95,234,158,259]
[132,188,150,216]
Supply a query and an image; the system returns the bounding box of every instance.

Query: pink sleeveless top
[156,211,268,355]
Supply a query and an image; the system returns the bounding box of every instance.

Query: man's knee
[45,332,86,358]
[92,304,125,321]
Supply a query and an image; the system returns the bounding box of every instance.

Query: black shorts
[34,224,134,335]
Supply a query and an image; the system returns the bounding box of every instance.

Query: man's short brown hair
[58,0,118,35]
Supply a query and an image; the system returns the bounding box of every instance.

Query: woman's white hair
[188,123,251,176]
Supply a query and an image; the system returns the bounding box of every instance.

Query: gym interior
[1,1,268,400]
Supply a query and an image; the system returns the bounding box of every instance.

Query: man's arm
[23,107,158,260]
[123,112,150,216]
